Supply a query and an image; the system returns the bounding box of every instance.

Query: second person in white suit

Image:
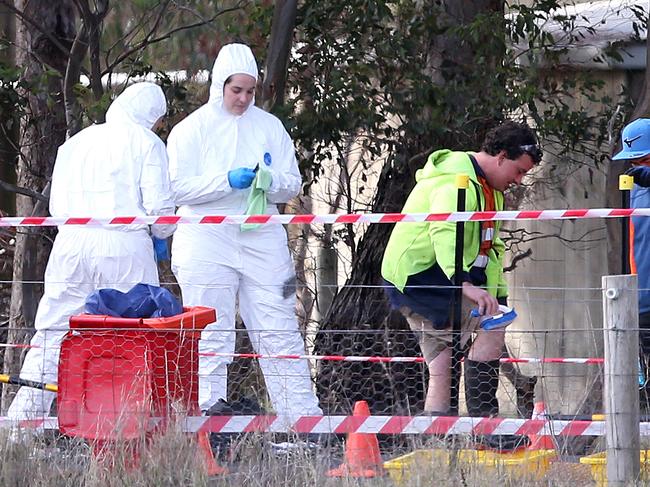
[7,82,175,425]
[167,43,322,415]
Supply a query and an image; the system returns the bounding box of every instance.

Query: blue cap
[612,118,650,160]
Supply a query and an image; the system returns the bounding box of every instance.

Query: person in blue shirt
[612,118,650,405]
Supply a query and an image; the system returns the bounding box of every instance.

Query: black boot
[464,359,500,417]
[465,359,529,451]
[515,375,538,419]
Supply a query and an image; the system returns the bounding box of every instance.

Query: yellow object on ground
[383,448,557,486]
[580,450,650,487]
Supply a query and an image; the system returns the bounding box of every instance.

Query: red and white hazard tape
[181,415,611,436]
[1,207,649,227]
[198,351,604,365]
[1,415,649,436]
[0,343,603,365]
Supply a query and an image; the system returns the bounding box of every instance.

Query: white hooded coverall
[7,82,176,422]
[168,43,322,415]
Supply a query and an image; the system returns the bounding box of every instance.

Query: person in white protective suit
[168,43,322,415]
[7,82,176,424]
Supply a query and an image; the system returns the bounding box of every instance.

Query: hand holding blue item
[626,166,650,187]
[471,305,517,330]
[228,167,256,189]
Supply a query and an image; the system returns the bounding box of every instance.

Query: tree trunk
[0,4,15,214]
[314,0,506,415]
[261,0,297,111]
[2,1,75,412]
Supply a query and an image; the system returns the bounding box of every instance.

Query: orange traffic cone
[527,401,555,450]
[326,400,386,478]
[197,432,229,475]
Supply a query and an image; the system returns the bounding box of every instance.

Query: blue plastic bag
[85,283,182,318]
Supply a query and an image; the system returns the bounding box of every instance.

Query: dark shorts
[383,264,453,329]
[400,298,480,363]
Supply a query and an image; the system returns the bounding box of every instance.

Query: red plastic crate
[57,306,216,441]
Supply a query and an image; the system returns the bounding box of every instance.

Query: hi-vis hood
[208,43,258,108]
[415,149,478,184]
[105,82,166,130]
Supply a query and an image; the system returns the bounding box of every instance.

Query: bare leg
[467,328,505,361]
[424,347,452,413]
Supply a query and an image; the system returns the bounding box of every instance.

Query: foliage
[0,42,25,138]
[288,0,646,206]
[295,0,647,412]
[0,41,67,145]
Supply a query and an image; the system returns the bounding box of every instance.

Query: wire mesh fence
[0,220,647,485]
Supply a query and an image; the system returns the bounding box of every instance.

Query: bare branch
[104,2,246,75]
[0,179,48,203]
[408,146,434,170]
[105,0,173,73]
[64,20,89,136]
[503,248,532,272]
[87,1,109,102]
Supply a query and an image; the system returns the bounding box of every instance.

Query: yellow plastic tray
[580,450,650,487]
[383,448,556,486]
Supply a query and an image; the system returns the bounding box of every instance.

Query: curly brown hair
[481,121,541,164]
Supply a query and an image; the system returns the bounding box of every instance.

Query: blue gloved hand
[228,167,256,189]
[626,166,650,187]
[152,236,169,263]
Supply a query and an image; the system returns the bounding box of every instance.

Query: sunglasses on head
[520,144,543,164]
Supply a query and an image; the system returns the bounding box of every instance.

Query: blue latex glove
[228,167,256,189]
[152,236,169,263]
[626,166,650,187]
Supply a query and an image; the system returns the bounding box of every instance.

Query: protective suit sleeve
[167,123,233,206]
[265,123,301,204]
[141,138,177,238]
[141,138,175,215]
[150,223,176,239]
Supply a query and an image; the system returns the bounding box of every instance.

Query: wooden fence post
[602,274,640,486]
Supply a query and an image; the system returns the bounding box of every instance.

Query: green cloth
[241,166,273,232]
[380,149,508,299]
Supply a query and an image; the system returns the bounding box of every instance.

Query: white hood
[50,80,174,226]
[167,43,300,217]
[208,43,258,107]
[105,81,166,129]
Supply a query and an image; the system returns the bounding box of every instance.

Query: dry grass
[0,428,606,486]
